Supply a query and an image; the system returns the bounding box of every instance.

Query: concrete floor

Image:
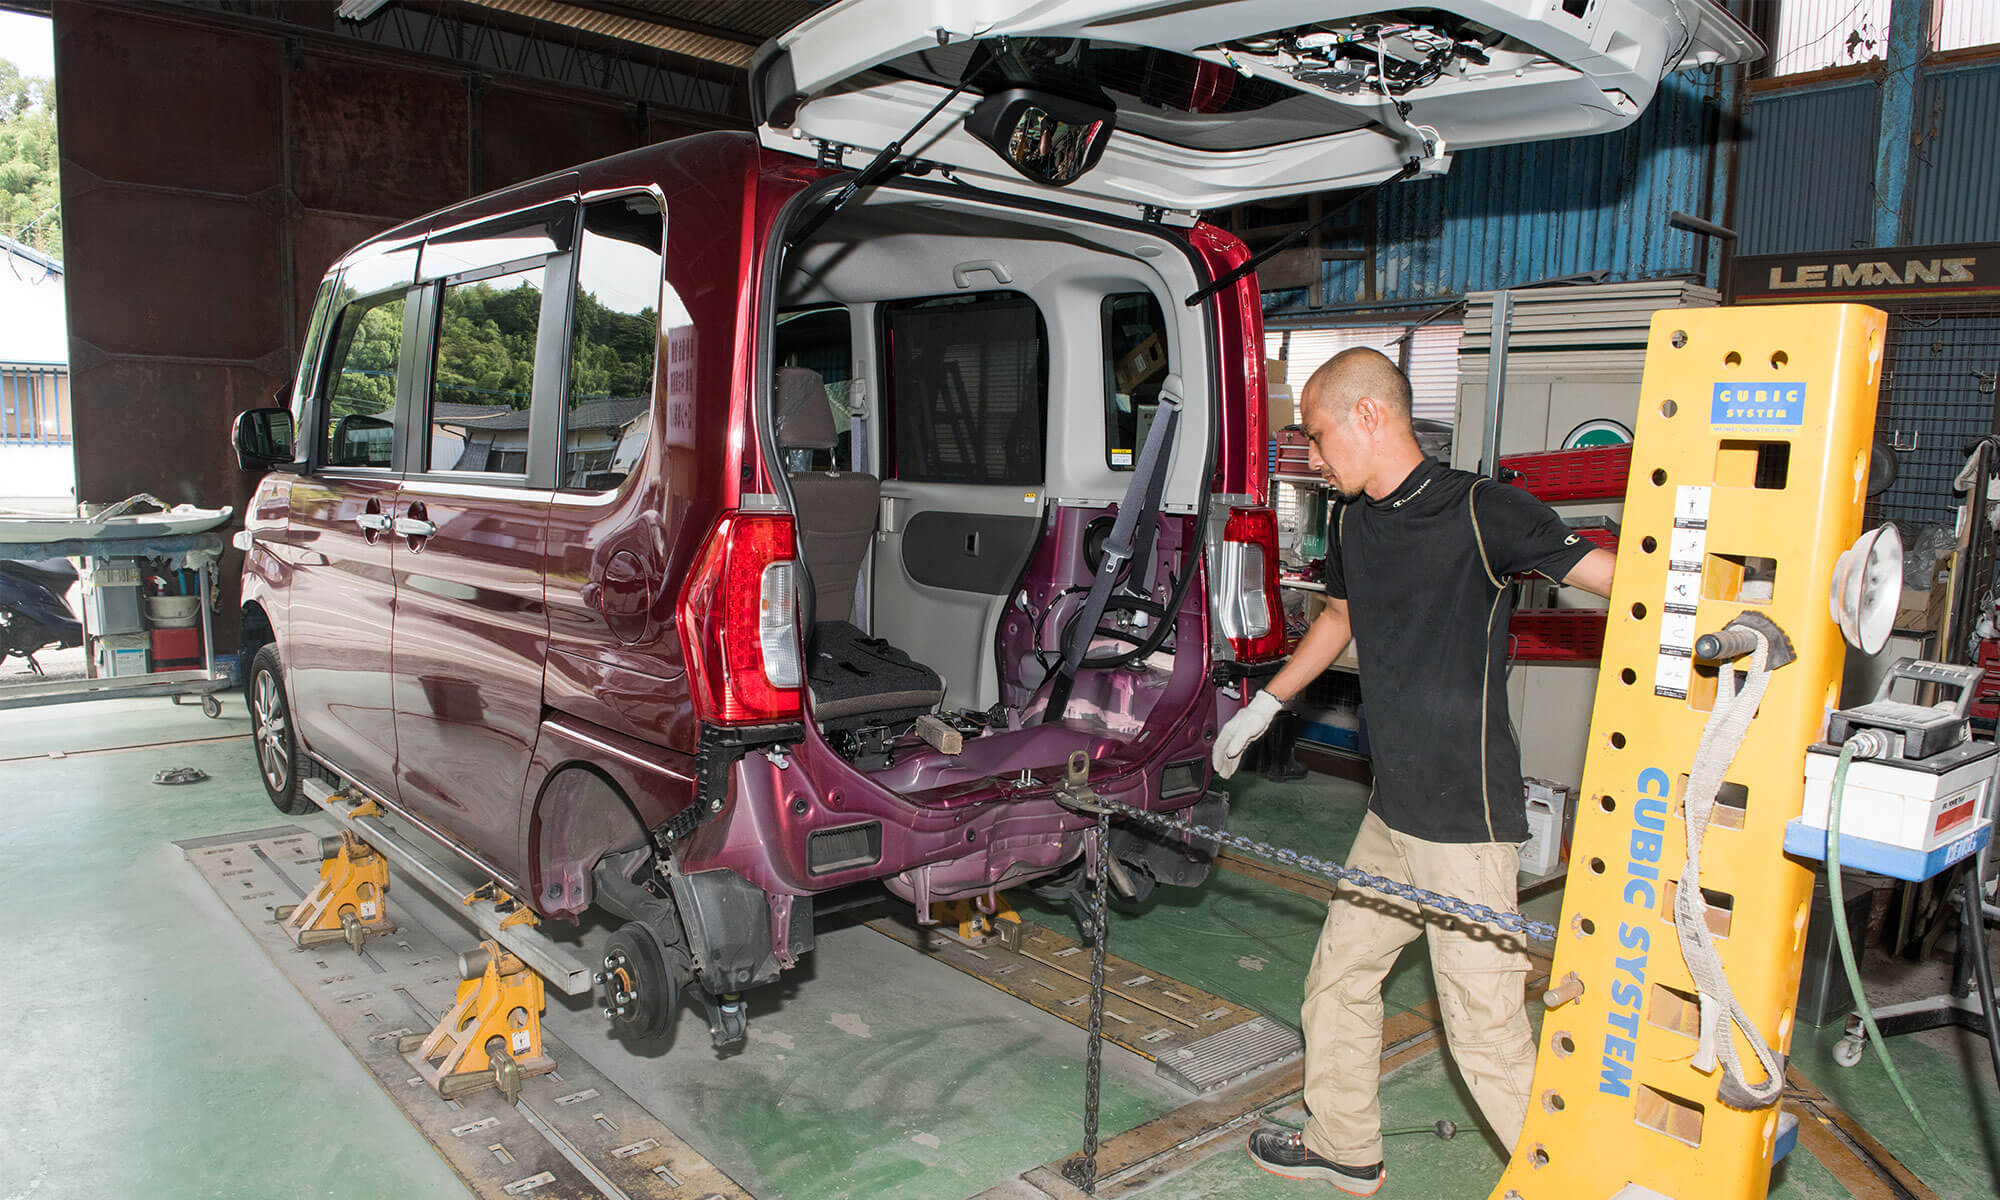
[1,697,1996,1199]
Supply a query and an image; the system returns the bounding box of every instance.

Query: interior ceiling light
[335,0,394,21]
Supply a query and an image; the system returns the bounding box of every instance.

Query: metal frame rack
[0,531,230,714]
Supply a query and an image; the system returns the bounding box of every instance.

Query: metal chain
[1062,809,1113,1194]
[1054,788,1554,1193]
[1079,793,1558,944]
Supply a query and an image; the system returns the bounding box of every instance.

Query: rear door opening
[759,183,1235,804]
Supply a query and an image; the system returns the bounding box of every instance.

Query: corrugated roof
[461,0,831,67]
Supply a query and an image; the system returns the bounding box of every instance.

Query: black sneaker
[1246,1128,1385,1195]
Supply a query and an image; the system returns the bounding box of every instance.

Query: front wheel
[248,644,311,814]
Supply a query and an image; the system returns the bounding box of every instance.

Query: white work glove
[1212,690,1283,779]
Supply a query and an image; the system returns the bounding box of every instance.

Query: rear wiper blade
[787,79,973,249]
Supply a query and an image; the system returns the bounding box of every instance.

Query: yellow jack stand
[399,940,555,1104]
[278,833,394,953]
[930,894,1022,950]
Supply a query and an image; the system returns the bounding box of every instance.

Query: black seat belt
[1042,380,1183,720]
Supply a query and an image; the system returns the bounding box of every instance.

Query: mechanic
[1216,347,1615,1195]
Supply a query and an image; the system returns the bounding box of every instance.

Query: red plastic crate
[1508,609,1606,662]
[1974,638,2000,721]
[1499,446,1633,502]
[1272,429,1313,475]
[150,626,204,668]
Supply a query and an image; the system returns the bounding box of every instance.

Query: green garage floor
[0,698,1996,1199]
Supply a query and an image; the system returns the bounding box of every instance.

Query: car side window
[563,195,663,491]
[291,278,338,452]
[1102,291,1169,471]
[427,264,543,474]
[882,290,1048,486]
[776,306,855,471]
[321,290,407,469]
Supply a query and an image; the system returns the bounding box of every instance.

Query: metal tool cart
[0,530,231,716]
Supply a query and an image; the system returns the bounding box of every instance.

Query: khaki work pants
[1300,810,1536,1165]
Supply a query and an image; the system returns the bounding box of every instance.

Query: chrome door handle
[355,513,391,533]
[393,516,437,538]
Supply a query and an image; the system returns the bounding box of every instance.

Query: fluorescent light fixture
[336,0,394,21]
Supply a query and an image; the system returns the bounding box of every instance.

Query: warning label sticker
[1655,484,1711,699]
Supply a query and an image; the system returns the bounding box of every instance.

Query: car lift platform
[179,824,753,1200]
[181,810,1329,1200]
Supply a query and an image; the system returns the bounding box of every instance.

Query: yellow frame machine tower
[1494,303,1886,1200]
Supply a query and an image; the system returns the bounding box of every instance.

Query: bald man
[1219,347,1613,1194]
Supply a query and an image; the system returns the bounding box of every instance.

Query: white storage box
[1799,743,1994,856]
[94,632,150,678]
[1520,778,1572,877]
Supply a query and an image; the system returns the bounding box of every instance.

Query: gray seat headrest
[776,366,837,451]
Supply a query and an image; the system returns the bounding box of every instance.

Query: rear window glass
[428,264,543,474]
[1103,291,1169,470]
[883,291,1047,486]
[321,291,405,469]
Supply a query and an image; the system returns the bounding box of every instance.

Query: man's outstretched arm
[1213,598,1353,778]
[1562,547,1616,598]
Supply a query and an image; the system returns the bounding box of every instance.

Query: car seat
[776,367,945,731]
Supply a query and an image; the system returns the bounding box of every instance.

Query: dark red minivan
[229,1,1757,1044]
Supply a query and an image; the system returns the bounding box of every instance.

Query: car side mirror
[965,87,1116,187]
[331,413,394,468]
[233,407,297,472]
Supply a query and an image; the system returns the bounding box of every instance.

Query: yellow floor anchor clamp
[929,894,1023,950]
[399,940,555,1104]
[463,880,540,930]
[277,833,395,953]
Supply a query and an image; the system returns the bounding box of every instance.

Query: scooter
[0,557,83,674]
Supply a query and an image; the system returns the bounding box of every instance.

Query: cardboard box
[1893,556,1952,635]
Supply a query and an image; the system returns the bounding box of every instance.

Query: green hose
[1826,742,1978,1184]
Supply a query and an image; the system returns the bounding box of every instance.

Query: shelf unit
[1500,446,1627,663]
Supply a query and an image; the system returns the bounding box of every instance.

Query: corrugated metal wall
[1733,61,2000,255]
[1905,63,2000,246]
[1264,72,1732,311]
[1368,73,1727,302]
[1734,81,1880,255]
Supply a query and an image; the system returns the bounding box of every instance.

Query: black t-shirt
[1324,459,1593,844]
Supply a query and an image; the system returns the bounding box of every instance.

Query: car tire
[247,643,312,815]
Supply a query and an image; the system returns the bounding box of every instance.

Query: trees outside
[567,288,657,404]
[0,58,58,258]
[434,273,542,410]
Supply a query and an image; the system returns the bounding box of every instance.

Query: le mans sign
[1732,242,2000,303]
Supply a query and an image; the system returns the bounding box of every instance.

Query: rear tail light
[676,511,803,723]
[1217,506,1285,662]
[759,561,801,688]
